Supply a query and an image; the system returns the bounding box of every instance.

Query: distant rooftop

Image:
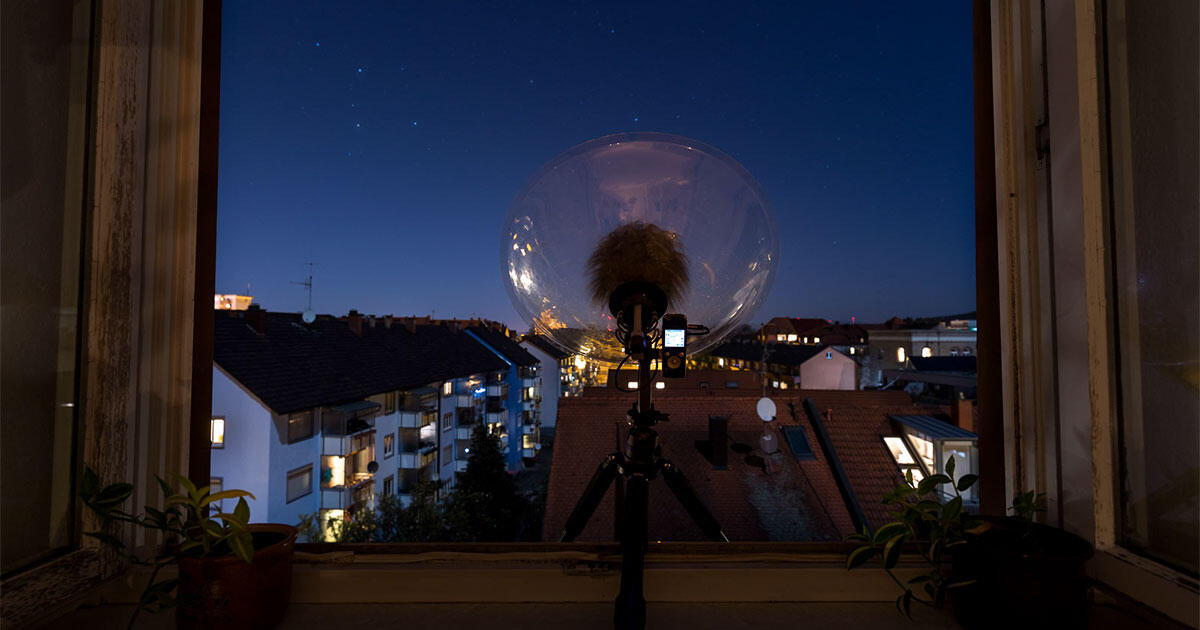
[214,309,508,414]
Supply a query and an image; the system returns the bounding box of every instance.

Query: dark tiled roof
[467,326,539,367]
[803,400,952,530]
[909,356,977,374]
[890,414,978,439]
[544,392,855,542]
[521,334,572,360]
[704,342,826,367]
[214,310,507,415]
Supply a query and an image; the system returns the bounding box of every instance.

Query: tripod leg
[659,460,730,542]
[614,475,649,630]
[559,454,620,542]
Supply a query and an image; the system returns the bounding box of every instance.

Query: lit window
[849,347,855,355]
[383,433,394,458]
[286,465,313,503]
[787,334,797,342]
[772,380,779,388]
[522,434,536,449]
[950,348,959,356]
[442,381,452,396]
[883,436,916,465]
[210,416,225,448]
[627,381,638,389]
[717,358,725,367]
[896,347,906,362]
[654,382,664,389]
[814,337,820,344]
[779,382,788,390]
[776,334,786,342]
[383,475,394,496]
[921,346,932,358]
[825,352,833,359]
[802,337,808,344]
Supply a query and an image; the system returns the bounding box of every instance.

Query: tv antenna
[292,262,316,323]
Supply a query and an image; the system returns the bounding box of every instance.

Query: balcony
[323,435,350,456]
[486,410,507,424]
[521,377,537,388]
[398,408,436,429]
[522,448,536,458]
[398,443,436,470]
[486,383,503,396]
[454,460,468,473]
[455,427,472,440]
[522,424,537,435]
[521,400,535,411]
[455,394,473,408]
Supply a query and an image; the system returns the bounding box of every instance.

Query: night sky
[217,1,975,330]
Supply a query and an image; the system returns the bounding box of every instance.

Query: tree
[444,422,525,541]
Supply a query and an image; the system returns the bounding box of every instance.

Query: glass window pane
[1109,0,1200,575]
[0,0,91,574]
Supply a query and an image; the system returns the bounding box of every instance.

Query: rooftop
[214,309,508,414]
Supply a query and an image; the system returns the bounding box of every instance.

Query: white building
[210,307,539,539]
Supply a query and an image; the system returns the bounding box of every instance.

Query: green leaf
[234,497,250,524]
[945,454,956,478]
[229,530,254,564]
[202,519,225,538]
[846,545,878,570]
[902,590,913,618]
[156,475,175,500]
[80,467,99,500]
[956,474,979,492]
[170,472,198,498]
[945,578,977,589]
[943,496,963,522]
[843,533,869,543]
[872,522,909,545]
[882,534,904,569]
[916,474,952,496]
[90,482,134,508]
[200,489,254,509]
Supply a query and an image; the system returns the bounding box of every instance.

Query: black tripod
[559,355,728,630]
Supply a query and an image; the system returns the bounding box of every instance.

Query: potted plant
[844,460,1092,626]
[80,467,298,629]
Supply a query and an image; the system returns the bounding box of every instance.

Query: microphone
[586,222,689,358]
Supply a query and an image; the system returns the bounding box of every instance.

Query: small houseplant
[80,467,298,629]
[845,461,1092,625]
[843,457,984,617]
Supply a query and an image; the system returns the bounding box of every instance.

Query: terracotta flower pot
[176,523,297,629]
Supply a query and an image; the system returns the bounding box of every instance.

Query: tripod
[559,355,728,630]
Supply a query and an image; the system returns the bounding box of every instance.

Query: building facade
[210,308,542,539]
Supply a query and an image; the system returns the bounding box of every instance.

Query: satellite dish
[302,310,315,324]
[756,397,777,422]
[367,461,379,474]
[500,132,779,363]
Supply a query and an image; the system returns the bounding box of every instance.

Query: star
[315,41,320,47]
[412,121,418,126]
[357,67,363,73]
[633,117,639,122]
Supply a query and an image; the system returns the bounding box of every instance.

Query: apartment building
[210,307,540,538]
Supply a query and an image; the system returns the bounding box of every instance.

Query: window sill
[1088,545,1200,627]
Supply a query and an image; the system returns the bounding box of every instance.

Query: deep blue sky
[217,1,974,330]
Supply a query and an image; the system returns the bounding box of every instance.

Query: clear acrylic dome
[501,132,779,363]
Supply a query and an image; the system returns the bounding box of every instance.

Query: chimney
[347,309,362,336]
[383,315,393,329]
[708,416,728,469]
[953,397,975,433]
[246,304,266,336]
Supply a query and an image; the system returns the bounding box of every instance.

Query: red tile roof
[545,378,945,540]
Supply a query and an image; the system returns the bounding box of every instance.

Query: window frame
[286,464,314,504]
[210,415,225,448]
[287,410,315,444]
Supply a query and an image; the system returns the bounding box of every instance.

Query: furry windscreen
[587,222,689,306]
